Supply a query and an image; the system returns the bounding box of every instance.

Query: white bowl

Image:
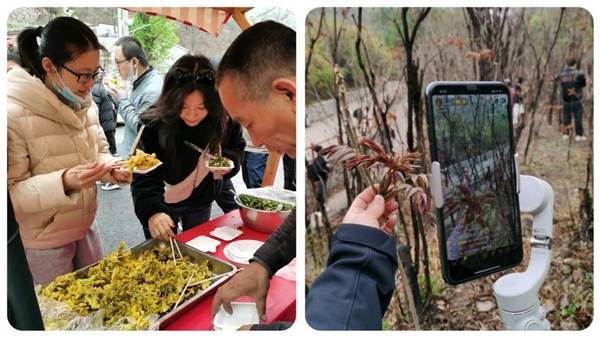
[213,302,259,331]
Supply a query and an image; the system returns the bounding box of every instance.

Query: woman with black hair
[131,54,245,240]
[7,16,131,285]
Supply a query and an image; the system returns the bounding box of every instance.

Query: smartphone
[425,82,522,285]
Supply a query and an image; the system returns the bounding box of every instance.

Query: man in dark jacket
[211,20,399,331]
[93,81,120,191]
[92,81,117,155]
[557,58,587,141]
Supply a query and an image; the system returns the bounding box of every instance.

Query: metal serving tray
[50,238,236,329]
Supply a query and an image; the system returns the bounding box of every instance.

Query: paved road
[305,80,408,157]
[92,124,285,255]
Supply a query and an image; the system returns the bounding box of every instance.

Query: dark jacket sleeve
[92,83,117,133]
[251,209,296,276]
[221,119,245,180]
[130,125,170,229]
[305,224,397,330]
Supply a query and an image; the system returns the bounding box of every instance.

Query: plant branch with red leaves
[322,137,431,216]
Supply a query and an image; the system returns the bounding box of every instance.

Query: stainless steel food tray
[48,238,236,329]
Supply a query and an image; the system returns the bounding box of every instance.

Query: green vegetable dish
[239,194,295,212]
[208,156,230,167]
[40,243,213,330]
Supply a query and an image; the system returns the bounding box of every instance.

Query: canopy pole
[261,152,281,187]
[232,9,251,30]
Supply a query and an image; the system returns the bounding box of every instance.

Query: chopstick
[169,237,177,265]
[129,124,146,157]
[188,268,244,287]
[69,160,127,174]
[173,237,183,259]
[184,141,217,160]
[173,271,196,310]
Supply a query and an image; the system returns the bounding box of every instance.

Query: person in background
[108,36,162,156]
[557,58,587,141]
[92,78,121,191]
[307,145,330,206]
[512,77,525,125]
[211,20,399,330]
[283,154,296,191]
[7,44,21,72]
[8,17,131,285]
[131,54,244,240]
[241,128,269,188]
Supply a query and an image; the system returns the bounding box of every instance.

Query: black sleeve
[130,126,170,229]
[221,119,245,180]
[576,72,587,88]
[251,209,296,276]
[306,224,397,330]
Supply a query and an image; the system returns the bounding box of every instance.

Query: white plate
[121,161,163,174]
[186,235,221,253]
[210,226,243,241]
[213,302,259,331]
[206,158,234,172]
[223,240,263,264]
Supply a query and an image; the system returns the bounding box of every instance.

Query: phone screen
[428,83,522,283]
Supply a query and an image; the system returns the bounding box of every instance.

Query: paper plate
[223,240,263,264]
[186,235,221,253]
[206,159,234,174]
[121,161,163,174]
[213,302,259,331]
[210,226,243,241]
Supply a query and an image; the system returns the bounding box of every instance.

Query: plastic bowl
[234,195,292,234]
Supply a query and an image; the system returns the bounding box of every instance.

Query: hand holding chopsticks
[62,162,112,192]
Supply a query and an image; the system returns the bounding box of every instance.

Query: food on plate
[40,243,213,330]
[125,149,161,172]
[208,155,231,168]
[238,194,294,212]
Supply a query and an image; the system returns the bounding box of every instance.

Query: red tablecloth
[162,210,296,330]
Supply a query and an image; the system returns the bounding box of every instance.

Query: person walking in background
[307,145,330,206]
[509,77,525,125]
[7,17,131,285]
[108,36,162,156]
[92,80,118,156]
[241,128,269,188]
[131,54,244,240]
[557,58,587,141]
[93,78,121,191]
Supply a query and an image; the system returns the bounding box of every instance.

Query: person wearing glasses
[108,36,163,157]
[7,16,131,285]
[130,54,245,240]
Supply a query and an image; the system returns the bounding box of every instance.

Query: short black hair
[114,36,149,67]
[217,20,295,100]
[567,58,578,67]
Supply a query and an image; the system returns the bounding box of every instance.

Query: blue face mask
[51,68,85,105]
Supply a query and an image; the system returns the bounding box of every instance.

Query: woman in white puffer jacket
[7,17,131,285]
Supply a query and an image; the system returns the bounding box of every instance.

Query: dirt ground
[305,116,593,330]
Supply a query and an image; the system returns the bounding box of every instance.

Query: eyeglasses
[114,58,129,65]
[61,64,105,83]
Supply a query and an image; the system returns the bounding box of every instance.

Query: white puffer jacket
[7,68,118,249]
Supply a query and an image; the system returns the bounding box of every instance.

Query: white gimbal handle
[430,154,554,330]
[493,174,554,330]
